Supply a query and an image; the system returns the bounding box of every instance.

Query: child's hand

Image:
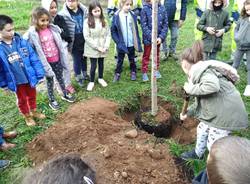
[156,38,162,45]
[206,27,216,35]
[178,20,184,28]
[180,113,187,121]
[215,29,225,37]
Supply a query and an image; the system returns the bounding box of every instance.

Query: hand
[156,38,162,45]
[180,113,187,121]
[183,82,193,94]
[206,27,216,35]
[98,47,106,53]
[215,29,225,37]
[178,20,184,28]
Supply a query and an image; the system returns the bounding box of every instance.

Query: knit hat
[41,0,57,11]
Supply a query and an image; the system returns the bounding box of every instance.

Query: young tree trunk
[151,0,158,116]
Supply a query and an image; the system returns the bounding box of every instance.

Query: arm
[54,16,72,43]
[104,24,111,50]
[180,0,188,21]
[0,59,7,88]
[197,11,208,32]
[158,7,168,41]
[223,12,232,33]
[140,9,151,40]
[110,16,120,45]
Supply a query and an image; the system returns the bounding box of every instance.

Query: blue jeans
[71,50,87,78]
[162,20,179,54]
[0,127,4,146]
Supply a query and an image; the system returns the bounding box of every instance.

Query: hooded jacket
[234,17,250,50]
[0,33,44,92]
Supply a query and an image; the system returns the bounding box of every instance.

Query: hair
[0,15,13,31]
[88,0,106,29]
[241,0,250,18]
[180,40,204,64]
[31,7,51,29]
[22,153,96,184]
[207,136,250,184]
[119,0,133,9]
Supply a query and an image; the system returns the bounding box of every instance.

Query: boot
[0,142,16,151]
[24,114,36,126]
[3,130,17,139]
[31,109,46,119]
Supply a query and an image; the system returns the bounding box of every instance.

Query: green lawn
[0,0,249,183]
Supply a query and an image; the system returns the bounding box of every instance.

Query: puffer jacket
[234,17,250,50]
[0,33,44,92]
[186,60,248,131]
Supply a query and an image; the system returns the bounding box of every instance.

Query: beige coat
[83,19,111,58]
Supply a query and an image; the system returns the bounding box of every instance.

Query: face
[245,4,250,16]
[66,0,78,11]
[0,23,14,41]
[213,0,222,7]
[91,6,101,18]
[122,0,132,13]
[49,1,57,18]
[37,14,50,30]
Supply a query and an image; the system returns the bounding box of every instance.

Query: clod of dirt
[147,148,165,160]
[114,171,120,179]
[121,171,128,178]
[125,129,138,139]
[101,146,112,159]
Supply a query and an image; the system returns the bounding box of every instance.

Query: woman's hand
[180,113,187,121]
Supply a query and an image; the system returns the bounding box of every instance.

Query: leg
[16,84,29,115]
[141,45,151,73]
[232,49,244,69]
[50,62,66,95]
[156,45,160,70]
[98,58,104,79]
[169,21,179,55]
[46,76,55,102]
[115,51,125,74]
[246,50,250,85]
[0,127,4,146]
[90,58,97,82]
[210,52,217,60]
[71,50,83,78]
[127,47,136,73]
[195,122,209,158]
[25,84,37,111]
[82,56,88,79]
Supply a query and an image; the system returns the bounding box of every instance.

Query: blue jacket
[140,3,168,45]
[0,33,45,92]
[111,10,142,54]
[164,0,187,22]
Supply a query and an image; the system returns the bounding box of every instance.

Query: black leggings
[90,58,104,82]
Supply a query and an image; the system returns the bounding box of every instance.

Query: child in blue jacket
[111,0,142,82]
[0,15,45,126]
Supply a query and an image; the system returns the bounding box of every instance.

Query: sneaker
[77,78,84,87]
[155,71,162,79]
[98,78,108,87]
[65,85,75,94]
[161,52,168,61]
[0,160,10,169]
[243,85,250,96]
[61,93,75,103]
[113,73,120,82]
[180,149,201,160]
[49,100,60,111]
[0,142,16,151]
[87,82,95,91]
[142,73,149,82]
[169,52,179,61]
[131,72,137,81]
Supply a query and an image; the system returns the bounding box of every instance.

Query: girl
[84,0,111,91]
[179,41,248,160]
[232,0,250,96]
[111,0,142,82]
[25,7,75,111]
[41,0,75,94]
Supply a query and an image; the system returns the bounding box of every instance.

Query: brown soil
[27,97,196,184]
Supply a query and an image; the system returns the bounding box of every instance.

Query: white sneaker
[87,82,94,91]
[243,85,250,96]
[98,78,108,87]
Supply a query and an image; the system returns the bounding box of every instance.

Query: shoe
[83,72,90,81]
[61,93,75,103]
[87,82,95,91]
[243,85,250,96]
[3,130,17,139]
[24,114,36,126]
[131,72,137,81]
[169,52,179,61]
[113,73,120,82]
[180,149,201,160]
[142,73,149,82]
[98,78,108,87]
[155,71,162,79]
[49,101,60,111]
[77,79,84,87]
[0,142,16,151]
[31,109,46,119]
[161,52,168,61]
[65,85,75,94]
[0,160,10,169]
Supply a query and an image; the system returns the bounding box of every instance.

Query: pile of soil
[27,97,196,184]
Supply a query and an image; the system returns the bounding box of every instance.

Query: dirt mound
[27,97,190,184]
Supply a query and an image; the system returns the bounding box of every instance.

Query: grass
[0,0,249,183]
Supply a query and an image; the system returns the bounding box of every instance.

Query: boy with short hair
[0,15,45,126]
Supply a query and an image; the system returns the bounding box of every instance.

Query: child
[58,0,89,87]
[41,0,75,94]
[197,0,231,60]
[111,0,142,82]
[232,0,250,96]
[0,15,45,126]
[179,41,248,160]
[0,126,17,151]
[25,7,75,111]
[140,0,168,82]
[83,1,111,91]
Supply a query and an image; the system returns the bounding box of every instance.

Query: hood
[189,60,239,84]
[41,0,57,11]
[209,0,228,10]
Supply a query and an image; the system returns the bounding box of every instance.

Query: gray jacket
[186,61,248,131]
[24,24,68,77]
[234,17,250,50]
[58,3,88,52]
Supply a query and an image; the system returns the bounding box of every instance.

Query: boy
[58,0,89,87]
[0,15,45,126]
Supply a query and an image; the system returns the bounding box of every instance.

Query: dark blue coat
[0,33,45,92]
[164,0,187,23]
[111,10,142,54]
[140,3,168,45]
